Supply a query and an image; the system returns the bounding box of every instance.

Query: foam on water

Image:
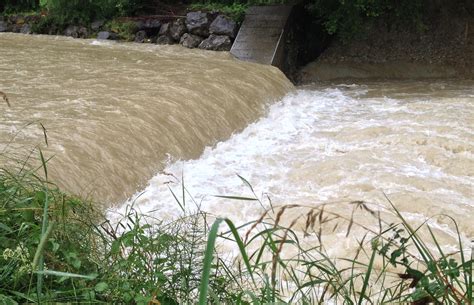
[114,82,473,247]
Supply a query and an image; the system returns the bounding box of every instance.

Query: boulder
[64,25,79,38]
[134,30,147,43]
[25,15,40,23]
[180,33,203,48]
[209,15,238,38]
[0,21,7,32]
[8,15,19,24]
[78,26,88,38]
[64,25,88,38]
[169,19,187,41]
[97,31,118,40]
[20,24,31,34]
[91,20,104,31]
[15,16,25,25]
[11,24,22,33]
[136,19,161,35]
[156,35,174,45]
[158,23,170,36]
[47,25,59,35]
[186,11,212,36]
[198,34,232,51]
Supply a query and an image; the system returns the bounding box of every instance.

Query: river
[1,33,473,254]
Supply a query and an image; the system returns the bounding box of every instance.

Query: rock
[25,15,40,23]
[79,26,88,38]
[64,25,79,38]
[91,20,104,31]
[180,33,203,48]
[158,23,171,36]
[20,24,31,34]
[134,30,147,43]
[97,31,118,40]
[64,25,88,38]
[15,16,25,25]
[198,34,232,51]
[0,21,7,32]
[11,24,22,33]
[137,19,161,35]
[8,15,19,24]
[169,19,187,41]
[209,15,237,38]
[156,35,174,45]
[47,25,59,35]
[186,11,213,36]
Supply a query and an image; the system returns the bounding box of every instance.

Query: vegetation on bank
[3,0,472,40]
[0,149,472,304]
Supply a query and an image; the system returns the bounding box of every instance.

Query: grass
[188,2,249,23]
[188,0,290,23]
[0,148,472,304]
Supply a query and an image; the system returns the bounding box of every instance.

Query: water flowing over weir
[116,80,474,255]
[1,33,473,256]
[0,33,292,203]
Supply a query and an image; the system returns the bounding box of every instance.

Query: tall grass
[197,198,472,304]
[0,150,472,304]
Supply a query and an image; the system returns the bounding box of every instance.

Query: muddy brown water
[1,33,473,256]
[0,33,292,203]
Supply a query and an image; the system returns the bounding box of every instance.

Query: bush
[105,19,138,41]
[307,0,424,41]
[1,0,39,14]
[0,150,236,303]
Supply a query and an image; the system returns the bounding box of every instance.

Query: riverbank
[300,4,474,81]
[0,10,240,51]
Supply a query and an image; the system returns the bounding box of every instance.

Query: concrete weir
[230,5,294,71]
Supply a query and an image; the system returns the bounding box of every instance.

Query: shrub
[307,0,425,41]
[105,19,138,41]
[1,0,39,14]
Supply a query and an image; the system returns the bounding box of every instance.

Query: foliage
[197,189,472,304]
[0,0,39,14]
[189,0,289,22]
[189,2,249,23]
[0,149,471,304]
[307,0,425,41]
[0,151,235,303]
[43,0,124,25]
[105,19,138,41]
[2,0,428,40]
[0,156,102,303]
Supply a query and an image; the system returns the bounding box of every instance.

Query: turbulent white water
[115,81,473,250]
[1,33,472,256]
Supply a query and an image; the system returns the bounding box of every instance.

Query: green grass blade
[36,186,50,298]
[199,218,224,305]
[32,221,55,270]
[357,241,377,305]
[223,218,256,284]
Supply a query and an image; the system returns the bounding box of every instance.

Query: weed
[0,149,471,304]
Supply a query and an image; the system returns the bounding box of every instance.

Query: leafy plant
[0,146,471,304]
[307,0,425,41]
[105,19,138,41]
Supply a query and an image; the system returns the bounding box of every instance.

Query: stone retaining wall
[0,11,239,51]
